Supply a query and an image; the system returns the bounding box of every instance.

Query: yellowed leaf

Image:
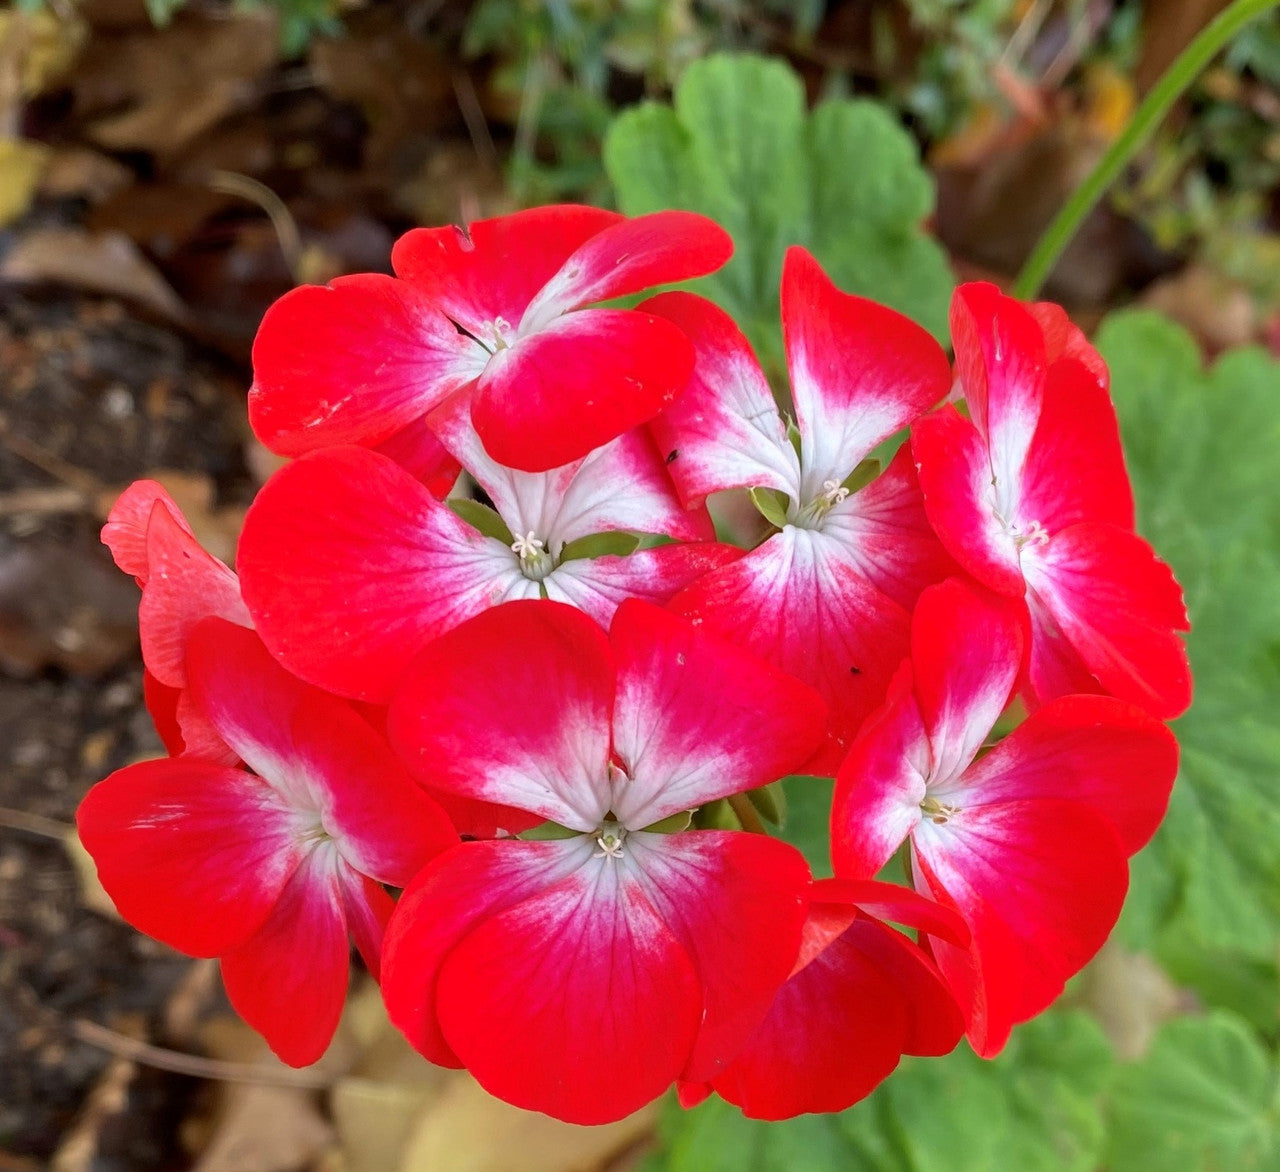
[0,138,49,227]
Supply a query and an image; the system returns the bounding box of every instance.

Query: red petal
[811,877,969,947]
[249,274,484,456]
[1022,522,1192,719]
[472,309,696,473]
[520,211,733,328]
[142,670,185,756]
[1028,301,1110,388]
[435,855,700,1124]
[668,528,910,776]
[783,248,951,485]
[914,798,1129,1056]
[237,447,523,703]
[339,869,395,981]
[1024,583,1106,703]
[372,413,462,499]
[626,830,810,1082]
[76,757,303,956]
[911,407,1024,596]
[388,600,614,830]
[382,838,591,1067]
[961,693,1178,854]
[221,849,350,1067]
[102,480,192,583]
[644,291,801,506]
[391,206,623,335]
[607,600,827,826]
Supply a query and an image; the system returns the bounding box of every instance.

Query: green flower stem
[1014,0,1280,300]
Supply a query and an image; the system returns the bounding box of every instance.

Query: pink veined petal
[959,693,1178,855]
[391,206,624,335]
[911,408,1024,596]
[431,394,713,546]
[383,838,594,1068]
[782,247,952,493]
[1018,358,1135,532]
[102,480,193,584]
[668,527,910,777]
[434,852,701,1125]
[607,600,827,827]
[1021,522,1192,719]
[138,503,251,689]
[520,210,733,330]
[950,282,1048,508]
[186,619,458,887]
[821,444,960,611]
[910,579,1024,788]
[643,291,802,507]
[471,308,696,473]
[388,600,615,831]
[372,412,462,499]
[1024,583,1106,705]
[237,447,528,703]
[542,542,742,630]
[248,273,485,456]
[220,846,351,1068]
[338,868,395,981]
[830,665,930,879]
[913,797,1129,1057]
[624,830,810,1083]
[76,757,304,957]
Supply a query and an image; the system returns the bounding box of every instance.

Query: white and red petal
[950,282,1047,504]
[248,274,485,456]
[782,248,951,492]
[607,600,827,826]
[391,206,623,336]
[382,837,593,1068]
[172,688,237,766]
[643,291,801,506]
[822,444,959,611]
[625,830,810,1082]
[909,579,1024,789]
[911,407,1024,596]
[102,480,193,584]
[543,543,741,630]
[471,308,696,473]
[220,846,351,1068]
[434,853,701,1125]
[1024,584,1106,704]
[237,447,525,703]
[339,869,395,981]
[76,757,303,957]
[389,600,615,830]
[1021,522,1192,719]
[138,503,250,689]
[960,694,1178,854]
[519,211,733,330]
[431,394,711,545]
[671,527,910,776]
[1028,301,1109,389]
[913,798,1129,1056]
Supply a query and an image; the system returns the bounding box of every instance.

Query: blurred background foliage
[2,1,1280,1169]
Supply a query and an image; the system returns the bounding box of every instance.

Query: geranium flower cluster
[79,205,1186,1125]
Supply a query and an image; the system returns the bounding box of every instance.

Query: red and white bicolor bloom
[912,283,1192,719]
[77,618,458,1066]
[831,578,1179,1057]
[101,480,251,762]
[680,878,965,1120]
[381,599,826,1125]
[646,248,956,772]
[249,205,733,473]
[237,414,738,705]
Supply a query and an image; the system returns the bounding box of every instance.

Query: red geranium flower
[911,283,1192,718]
[380,599,826,1124]
[77,618,457,1066]
[249,205,733,473]
[646,247,956,772]
[830,578,1179,1056]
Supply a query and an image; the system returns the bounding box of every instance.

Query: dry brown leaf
[0,8,87,98]
[0,139,50,228]
[1076,941,1190,1060]
[1141,264,1260,354]
[0,228,188,322]
[62,826,121,922]
[38,146,133,204]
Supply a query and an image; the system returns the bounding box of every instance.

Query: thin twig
[0,420,103,497]
[0,485,88,517]
[69,1019,335,1089]
[451,68,498,170]
[0,806,74,841]
[208,170,303,282]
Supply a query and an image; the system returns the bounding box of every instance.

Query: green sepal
[447,497,514,545]
[519,821,580,841]
[842,458,882,495]
[641,810,693,834]
[559,531,641,561]
[694,798,738,831]
[749,487,790,529]
[747,781,787,827]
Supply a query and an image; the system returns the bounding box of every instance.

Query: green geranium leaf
[777,775,834,878]
[603,53,953,373]
[1100,311,1280,960]
[1106,1012,1279,1171]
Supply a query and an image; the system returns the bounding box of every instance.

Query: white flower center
[920,795,961,825]
[593,820,627,861]
[511,530,555,580]
[790,478,851,530]
[480,316,515,352]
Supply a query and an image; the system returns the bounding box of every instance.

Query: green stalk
[1014,0,1280,300]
